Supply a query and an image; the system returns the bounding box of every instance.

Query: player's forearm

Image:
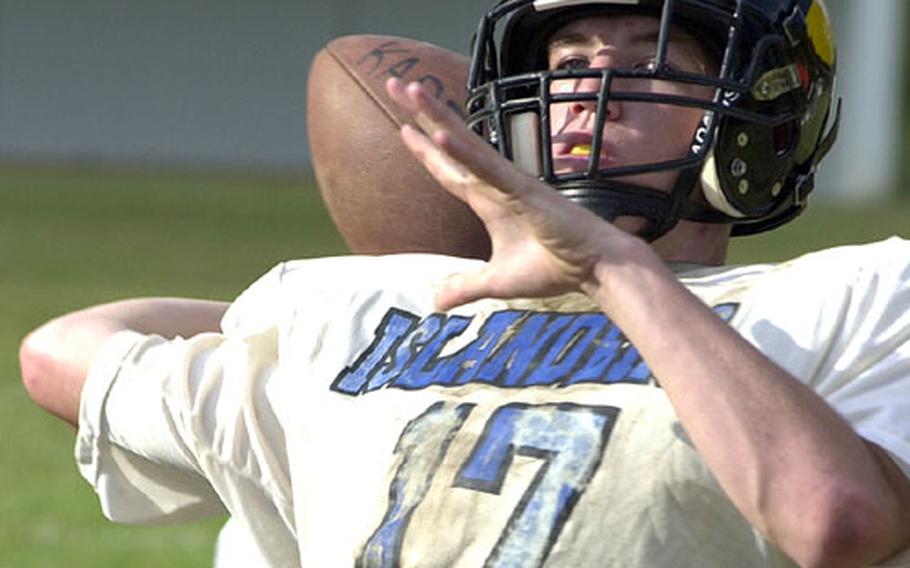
[20,298,229,427]
[584,252,908,568]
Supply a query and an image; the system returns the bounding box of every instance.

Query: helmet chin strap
[557,166,733,241]
[558,180,681,241]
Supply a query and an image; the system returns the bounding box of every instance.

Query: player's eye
[553,56,590,71]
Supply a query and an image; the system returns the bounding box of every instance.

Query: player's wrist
[580,234,666,310]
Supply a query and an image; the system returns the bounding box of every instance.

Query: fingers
[385,77,468,139]
[386,78,535,200]
[385,77,441,139]
[399,124,475,202]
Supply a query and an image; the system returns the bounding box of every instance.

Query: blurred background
[1,1,908,567]
[0,0,905,195]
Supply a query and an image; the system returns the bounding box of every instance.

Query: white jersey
[76,238,910,567]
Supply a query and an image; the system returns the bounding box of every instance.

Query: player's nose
[567,53,621,119]
[568,80,621,121]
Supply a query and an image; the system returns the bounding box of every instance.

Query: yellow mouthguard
[570,144,592,156]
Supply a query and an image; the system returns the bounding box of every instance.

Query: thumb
[435,268,495,311]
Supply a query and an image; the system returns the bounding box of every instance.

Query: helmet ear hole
[773,120,798,157]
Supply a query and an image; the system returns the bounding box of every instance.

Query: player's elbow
[21,308,131,427]
[19,321,82,426]
[20,327,57,410]
[783,483,894,568]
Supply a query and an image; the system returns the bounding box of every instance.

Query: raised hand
[385,78,644,311]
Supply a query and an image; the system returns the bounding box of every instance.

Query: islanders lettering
[332,304,738,395]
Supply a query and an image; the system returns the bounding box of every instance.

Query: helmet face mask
[467,0,839,240]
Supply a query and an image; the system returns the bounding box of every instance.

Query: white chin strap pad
[700,150,745,218]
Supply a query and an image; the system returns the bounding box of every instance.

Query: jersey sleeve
[76,324,295,529]
[814,240,910,568]
[812,239,910,480]
[76,330,227,522]
[76,323,298,562]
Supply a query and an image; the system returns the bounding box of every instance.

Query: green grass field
[1,167,907,567]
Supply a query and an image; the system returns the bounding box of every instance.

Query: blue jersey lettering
[332,304,738,395]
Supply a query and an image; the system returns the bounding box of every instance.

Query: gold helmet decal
[806,0,836,67]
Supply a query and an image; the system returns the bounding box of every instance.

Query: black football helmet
[466,0,840,239]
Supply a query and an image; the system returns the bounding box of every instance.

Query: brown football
[307,34,490,259]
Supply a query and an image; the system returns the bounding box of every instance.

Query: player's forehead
[547,13,702,53]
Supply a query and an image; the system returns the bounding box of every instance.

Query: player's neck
[651,220,731,266]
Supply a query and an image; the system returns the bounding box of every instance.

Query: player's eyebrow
[548,26,694,53]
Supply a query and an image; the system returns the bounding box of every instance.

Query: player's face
[546,14,716,195]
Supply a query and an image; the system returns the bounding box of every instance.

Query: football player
[20,1,910,567]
